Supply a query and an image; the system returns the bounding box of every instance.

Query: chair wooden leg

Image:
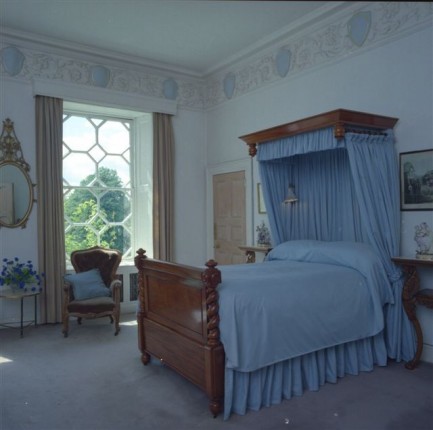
[62,315,69,338]
[77,317,82,325]
[114,312,120,336]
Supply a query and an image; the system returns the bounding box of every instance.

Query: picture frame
[257,183,266,214]
[400,149,433,211]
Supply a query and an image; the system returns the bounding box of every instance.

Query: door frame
[206,158,253,260]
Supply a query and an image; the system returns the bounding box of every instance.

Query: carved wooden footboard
[134,249,225,417]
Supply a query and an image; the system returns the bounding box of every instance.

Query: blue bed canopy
[239,109,415,365]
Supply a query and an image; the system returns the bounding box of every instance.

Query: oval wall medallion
[275,48,292,78]
[223,72,236,99]
[1,46,25,76]
[163,78,179,100]
[90,65,111,87]
[347,11,372,47]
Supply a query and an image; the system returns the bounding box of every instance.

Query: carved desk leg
[400,264,422,370]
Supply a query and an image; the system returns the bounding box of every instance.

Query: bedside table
[238,245,272,263]
[391,257,433,369]
[0,289,41,338]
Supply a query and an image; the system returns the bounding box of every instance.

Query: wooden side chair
[62,246,122,337]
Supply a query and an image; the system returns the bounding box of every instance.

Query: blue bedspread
[217,241,393,372]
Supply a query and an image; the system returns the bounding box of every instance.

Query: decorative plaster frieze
[0,43,206,110]
[0,2,431,111]
[204,1,433,109]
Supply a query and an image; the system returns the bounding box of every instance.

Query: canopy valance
[239,108,398,157]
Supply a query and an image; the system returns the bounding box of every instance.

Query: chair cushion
[64,269,111,301]
[67,296,115,313]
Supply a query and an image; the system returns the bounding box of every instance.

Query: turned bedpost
[202,259,222,347]
[134,248,147,314]
[135,248,151,365]
[202,259,224,418]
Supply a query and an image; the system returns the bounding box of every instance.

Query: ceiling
[1,1,354,76]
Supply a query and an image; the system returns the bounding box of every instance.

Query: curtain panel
[35,96,64,324]
[344,133,415,362]
[152,113,174,261]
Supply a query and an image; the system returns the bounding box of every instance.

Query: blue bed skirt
[223,332,388,420]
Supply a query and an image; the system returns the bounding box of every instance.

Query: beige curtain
[152,113,174,261]
[35,96,64,323]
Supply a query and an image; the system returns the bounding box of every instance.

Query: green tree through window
[63,112,132,261]
[64,167,131,257]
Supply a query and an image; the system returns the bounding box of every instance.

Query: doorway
[212,171,246,265]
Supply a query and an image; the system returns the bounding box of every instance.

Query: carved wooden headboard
[239,109,398,157]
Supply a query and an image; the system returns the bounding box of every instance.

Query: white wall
[0,79,40,322]
[0,82,206,321]
[205,26,433,362]
[172,108,207,266]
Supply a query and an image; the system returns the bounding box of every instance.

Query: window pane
[64,190,97,223]
[63,112,132,262]
[99,121,129,153]
[99,156,129,186]
[63,153,96,186]
[102,226,131,255]
[65,226,97,256]
[100,190,131,222]
[63,117,95,151]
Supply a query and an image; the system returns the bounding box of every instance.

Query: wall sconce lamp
[283,184,298,204]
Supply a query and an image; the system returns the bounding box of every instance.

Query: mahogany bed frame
[135,109,398,418]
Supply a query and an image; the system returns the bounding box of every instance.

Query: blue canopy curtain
[257,126,415,362]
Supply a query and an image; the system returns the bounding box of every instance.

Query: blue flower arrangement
[256,221,271,246]
[0,257,45,292]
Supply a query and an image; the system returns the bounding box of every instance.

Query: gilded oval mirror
[0,118,35,228]
[0,162,34,228]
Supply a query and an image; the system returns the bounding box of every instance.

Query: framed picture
[400,149,433,211]
[257,183,266,214]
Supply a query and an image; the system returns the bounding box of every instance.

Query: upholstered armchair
[62,246,122,337]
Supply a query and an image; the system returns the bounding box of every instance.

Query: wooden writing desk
[238,245,272,263]
[391,257,433,369]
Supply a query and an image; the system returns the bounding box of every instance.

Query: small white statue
[414,222,433,258]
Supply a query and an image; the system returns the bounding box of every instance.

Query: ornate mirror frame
[0,118,35,228]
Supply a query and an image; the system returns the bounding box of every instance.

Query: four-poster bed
[135,109,415,419]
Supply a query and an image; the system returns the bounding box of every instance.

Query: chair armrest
[110,279,122,302]
[63,281,73,305]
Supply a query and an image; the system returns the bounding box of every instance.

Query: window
[62,102,153,264]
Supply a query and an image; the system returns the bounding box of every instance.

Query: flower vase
[9,283,23,293]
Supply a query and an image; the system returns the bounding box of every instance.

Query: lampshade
[283,185,298,204]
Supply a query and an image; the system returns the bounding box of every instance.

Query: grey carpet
[1,313,432,430]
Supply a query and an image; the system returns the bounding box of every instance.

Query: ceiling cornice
[203,1,356,77]
[0,26,204,81]
[0,3,356,81]
[1,2,431,111]
[204,1,433,109]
